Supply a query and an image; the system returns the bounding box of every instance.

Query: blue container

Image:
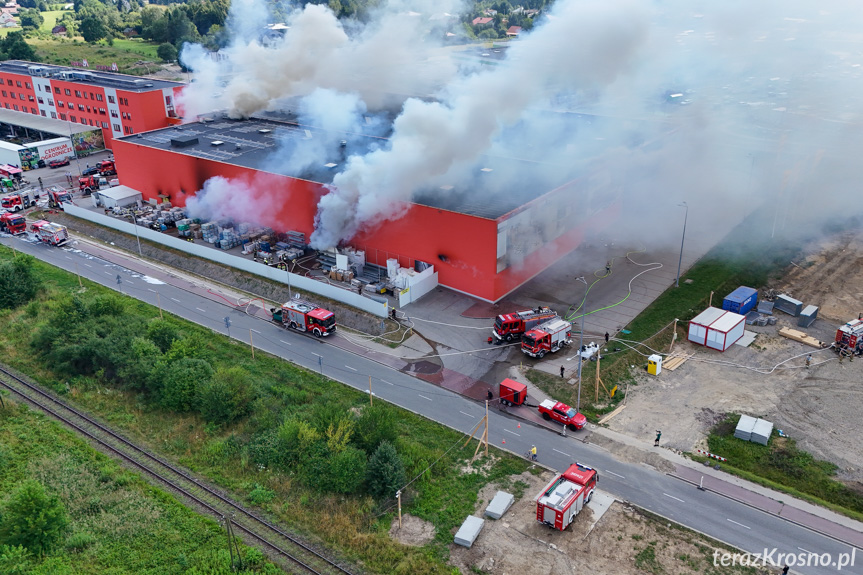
[723,286,758,315]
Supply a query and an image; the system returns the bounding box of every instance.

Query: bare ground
[406,470,768,575]
[607,230,863,482]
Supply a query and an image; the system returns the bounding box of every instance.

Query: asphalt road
[6,234,860,575]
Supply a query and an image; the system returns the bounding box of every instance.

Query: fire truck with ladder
[34,221,69,246]
[271,299,336,337]
[47,186,73,210]
[834,318,863,356]
[493,306,557,342]
[0,212,26,234]
[521,318,572,358]
[1,190,38,212]
[535,463,598,530]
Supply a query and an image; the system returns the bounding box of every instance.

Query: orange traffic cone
[502,439,506,444]
[517,424,521,428]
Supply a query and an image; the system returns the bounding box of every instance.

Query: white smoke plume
[183,176,285,228]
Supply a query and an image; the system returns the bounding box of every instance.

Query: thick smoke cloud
[179,0,863,253]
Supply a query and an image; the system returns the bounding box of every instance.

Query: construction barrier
[696,449,727,462]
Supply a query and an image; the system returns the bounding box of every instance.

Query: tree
[366,441,406,500]
[0,32,37,61]
[157,42,178,63]
[159,357,213,412]
[19,9,43,29]
[0,254,40,309]
[197,366,255,424]
[0,481,68,555]
[79,14,108,43]
[352,404,397,453]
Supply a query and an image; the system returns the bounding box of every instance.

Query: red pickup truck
[538,399,586,431]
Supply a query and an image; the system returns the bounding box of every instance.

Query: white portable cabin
[688,307,745,351]
[95,185,142,209]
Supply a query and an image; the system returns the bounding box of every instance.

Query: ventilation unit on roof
[171,135,199,148]
[258,129,271,134]
[211,141,224,146]
[480,168,493,172]
[324,163,338,169]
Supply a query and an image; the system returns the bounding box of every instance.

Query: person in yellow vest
[529,445,537,461]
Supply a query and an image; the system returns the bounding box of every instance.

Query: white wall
[63,203,389,317]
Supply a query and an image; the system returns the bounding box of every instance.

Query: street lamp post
[674,201,688,288]
[574,276,587,412]
[129,212,142,257]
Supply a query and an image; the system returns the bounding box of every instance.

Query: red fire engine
[98,160,117,176]
[538,399,586,430]
[521,318,572,358]
[1,190,38,212]
[35,222,69,246]
[535,463,598,530]
[47,187,73,209]
[493,306,558,342]
[0,212,26,234]
[835,319,863,355]
[499,378,527,407]
[272,299,336,337]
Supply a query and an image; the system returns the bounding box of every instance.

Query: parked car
[48,157,71,168]
[81,165,99,176]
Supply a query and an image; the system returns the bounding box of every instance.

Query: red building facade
[0,61,184,148]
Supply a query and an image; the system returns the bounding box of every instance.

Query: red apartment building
[0,60,184,149]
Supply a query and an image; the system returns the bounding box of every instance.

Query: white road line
[104,271,112,276]
[663,493,685,503]
[503,429,521,436]
[418,394,432,401]
[605,470,626,479]
[147,288,156,293]
[196,308,206,313]
[553,448,571,457]
[345,365,357,371]
[726,518,751,530]
[65,256,72,260]
[459,411,475,418]
[798,547,813,555]
[250,329,260,334]
[170,298,181,303]
[279,340,292,346]
[311,352,322,358]
[380,379,394,386]
[83,263,92,268]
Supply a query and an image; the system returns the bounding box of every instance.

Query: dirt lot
[607,230,863,482]
[392,470,764,575]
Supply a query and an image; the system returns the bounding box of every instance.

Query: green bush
[366,441,406,500]
[158,357,214,412]
[353,404,397,453]
[0,480,68,555]
[0,255,41,310]
[0,544,31,574]
[198,366,256,424]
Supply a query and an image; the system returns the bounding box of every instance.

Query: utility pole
[156,292,163,319]
[396,490,402,529]
[575,276,587,412]
[675,201,688,288]
[75,262,83,289]
[249,329,255,359]
[368,375,373,405]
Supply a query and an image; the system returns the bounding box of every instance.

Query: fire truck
[538,399,586,430]
[535,463,598,531]
[79,175,103,195]
[47,187,73,209]
[271,299,336,337]
[35,222,69,246]
[493,306,558,342]
[834,318,863,355]
[0,212,26,234]
[1,190,38,212]
[521,318,572,358]
[98,159,117,176]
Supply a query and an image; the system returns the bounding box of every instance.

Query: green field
[38,9,68,33]
[109,37,160,59]
[0,248,530,574]
[0,399,279,573]
[30,37,165,75]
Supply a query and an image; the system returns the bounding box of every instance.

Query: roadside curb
[667,472,861,550]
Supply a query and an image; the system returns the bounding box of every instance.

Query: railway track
[0,365,357,575]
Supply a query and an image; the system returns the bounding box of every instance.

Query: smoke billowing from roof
[180,0,863,252]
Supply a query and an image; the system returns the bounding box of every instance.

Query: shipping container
[722,286,758,315]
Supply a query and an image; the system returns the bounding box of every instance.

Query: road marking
[605,470,625,479]
[418,394,432,401]
[250,329,260,334]
[503,429,521,436]
[345,365,357,371]
[196,307,206,313]
[65,255,72,260]
[798,547,813,555]
[279,340,292,346]
[553,448,571,457]
[170,298,181,303]
[459,411,475,418]
[380,379,394,386]
[83,263,92,268]
[663,493,685,503]
[104,271,112,276]
[726,518,751,530]
[147,288,156,293]
[311,352,322,358]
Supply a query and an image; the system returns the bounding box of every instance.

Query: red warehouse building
[113,115,625,302]
[0,60,184,149]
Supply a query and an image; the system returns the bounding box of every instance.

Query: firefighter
[606,261,611,275]
[605,332,610,343]
[654,430,662,447]
[560,365,565,378]
[391,307,397,321]
[805,354,812,369]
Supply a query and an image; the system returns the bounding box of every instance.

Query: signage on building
[37,140,74,160]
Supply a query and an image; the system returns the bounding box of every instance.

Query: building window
[54,87,60,94]
[40,110,45,117]
[99,107,105,115]
[30,107,36,114]
[5,80,11,86]
[36,84,40,92]
[82,92,87,99]
[78,104,84,111]
[59,113,66,120]
[70,115,76,122]
[81,118,86,125]
[37,97,43,104]
[113,123,120,131]
[12,104,18,110]
[96,94,103,101]
[47,99,53,106]
[110,110,117,118]
[1,90,5,97]
[15,81,20,87]
[64,89,71,96]
[101,121,107,129]
[9,93,14,99]
[90,92,94,99]
[74,90,81,97]
[50,111,56,119]
[57,100,63,107]
[120,97,128,106]
[27,95,33,102]
[24,82,30,89]
[86,106,91,113]
[108,95,115,104]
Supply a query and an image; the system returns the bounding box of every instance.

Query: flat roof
[97,185,141,202]
[121,112,668,220]
[690,307,726,326]
[0,60,182,92]
[0,107,94,137]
